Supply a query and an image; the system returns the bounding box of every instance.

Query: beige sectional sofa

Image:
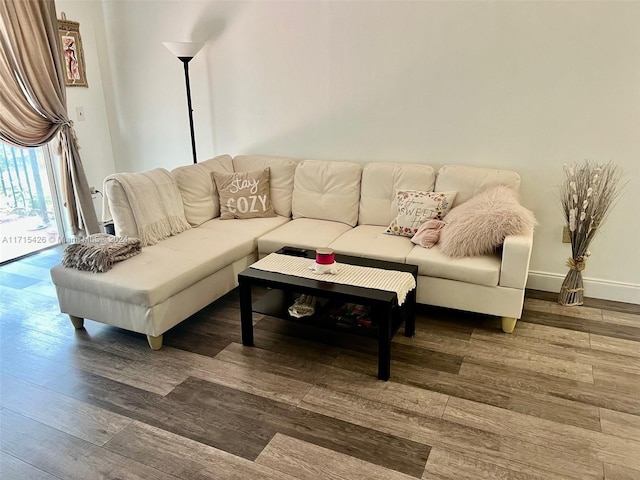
[50,155,534,349]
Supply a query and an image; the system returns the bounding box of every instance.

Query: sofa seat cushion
[257,218,352,256]
[328,225,414,264]
[51,227,256,308]
[405,244,500,287]
[199,215,290,249]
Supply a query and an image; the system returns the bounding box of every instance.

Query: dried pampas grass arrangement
[559,161,625,306]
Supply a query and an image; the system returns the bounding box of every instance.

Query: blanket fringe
[139,215,190,246]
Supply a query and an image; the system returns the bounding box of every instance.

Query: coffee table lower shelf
[252,289,406,340]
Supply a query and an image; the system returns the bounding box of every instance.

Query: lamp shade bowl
[163,42,205,59]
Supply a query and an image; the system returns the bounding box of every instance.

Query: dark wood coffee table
[238,249,417,380]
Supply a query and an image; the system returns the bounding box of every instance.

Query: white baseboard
[527,271,640,305]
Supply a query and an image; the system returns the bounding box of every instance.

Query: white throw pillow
[385,190,457,237]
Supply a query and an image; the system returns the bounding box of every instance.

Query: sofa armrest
[499,228,534,289]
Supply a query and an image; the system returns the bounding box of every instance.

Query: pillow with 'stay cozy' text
[212,168,276,219]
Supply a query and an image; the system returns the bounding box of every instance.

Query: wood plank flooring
[1,246,639,479]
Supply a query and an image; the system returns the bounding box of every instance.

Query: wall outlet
[90,186,97,195]
[562,225,571,243]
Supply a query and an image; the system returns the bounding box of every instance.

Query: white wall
[55,0,117,222]
[98,1,639,303]
[99,0,228,172]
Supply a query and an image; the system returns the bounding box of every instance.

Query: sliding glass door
[0,142,66,263]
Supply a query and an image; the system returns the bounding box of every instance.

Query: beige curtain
[0,0,99,235]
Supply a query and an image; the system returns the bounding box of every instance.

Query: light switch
[76,106,85,121]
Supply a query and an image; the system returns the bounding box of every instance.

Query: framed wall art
[58,13,88,87]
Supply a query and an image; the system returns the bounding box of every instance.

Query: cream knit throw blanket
[111,168,190,246]
[62,233,141,273]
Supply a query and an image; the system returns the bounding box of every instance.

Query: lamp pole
[163,42,205,164]
[179,57,197,164]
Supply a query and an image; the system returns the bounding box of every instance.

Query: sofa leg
[501,317,517,333]
[69,315,84,329]
[147,334,163,350]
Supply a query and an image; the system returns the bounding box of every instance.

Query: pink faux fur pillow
[439,185,536,258]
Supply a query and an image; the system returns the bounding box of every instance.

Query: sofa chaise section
[50,227,258,349]
[51,154,296,349]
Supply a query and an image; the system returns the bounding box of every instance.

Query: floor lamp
[163,42,205,164]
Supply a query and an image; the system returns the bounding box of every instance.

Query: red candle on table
[315,248,335,265]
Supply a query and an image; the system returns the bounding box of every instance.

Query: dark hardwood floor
[1,246,639,479]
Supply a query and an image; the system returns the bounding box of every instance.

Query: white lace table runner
[250,253,416,305]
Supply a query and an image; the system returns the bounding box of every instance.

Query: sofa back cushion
[292,160,362,227]
[435,164,521,208]
[232,155,298,217]
[171,155,234,226]
[358,162,436,226]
